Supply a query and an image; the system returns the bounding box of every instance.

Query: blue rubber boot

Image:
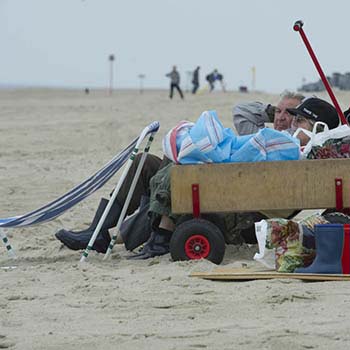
[295,224,350,274]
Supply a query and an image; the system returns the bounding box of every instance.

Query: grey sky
[1,0,349,92]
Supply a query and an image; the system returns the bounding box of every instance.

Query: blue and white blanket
[162,110,300,164]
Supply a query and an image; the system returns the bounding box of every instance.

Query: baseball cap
[287,97,340,129]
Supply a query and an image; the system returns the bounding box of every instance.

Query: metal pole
[186,70,192,93]
[251,66,256,91]
[293,20,347,125]
[109,54,115,95]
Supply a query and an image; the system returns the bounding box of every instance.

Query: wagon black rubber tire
[175,213,226,236]
[170,218,225,264]
[323,212,350,224]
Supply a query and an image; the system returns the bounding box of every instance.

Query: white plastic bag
[293,122,350,159]
[253,220,276,269]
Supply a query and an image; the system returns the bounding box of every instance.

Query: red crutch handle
[293,20,304,32]
[293,20,348,125]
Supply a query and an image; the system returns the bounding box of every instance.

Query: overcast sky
[1,0,349,92]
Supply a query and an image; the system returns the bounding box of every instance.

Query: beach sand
[1,88,350,349]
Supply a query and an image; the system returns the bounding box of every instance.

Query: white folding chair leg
[103,148,153,259]
[0,228,17,259]
[80,123,159,262]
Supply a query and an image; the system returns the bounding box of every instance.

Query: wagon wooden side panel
[171,159,350,214]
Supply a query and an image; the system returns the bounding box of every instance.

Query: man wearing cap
[233,92,340,146]
[287,97,340,145]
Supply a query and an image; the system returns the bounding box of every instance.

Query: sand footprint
[0,335,15,349]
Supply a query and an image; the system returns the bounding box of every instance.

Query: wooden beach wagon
[169,158,350,264]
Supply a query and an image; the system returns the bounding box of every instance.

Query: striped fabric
[162,110,300,165]
[231,128,300,162]
[162,120,194,163]
[162,110,245,164]
[0,122,159,228]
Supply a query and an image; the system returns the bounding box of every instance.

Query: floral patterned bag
[256,214,328,272]
[307,138,350,159]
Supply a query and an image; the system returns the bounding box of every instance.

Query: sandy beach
[1,88,350,350]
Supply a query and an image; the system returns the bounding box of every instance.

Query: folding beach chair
[0,121,160,259]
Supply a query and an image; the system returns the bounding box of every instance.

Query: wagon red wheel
[170,219,225,264]
[184,234,211,259]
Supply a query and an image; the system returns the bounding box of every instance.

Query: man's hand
[265,104,277,122]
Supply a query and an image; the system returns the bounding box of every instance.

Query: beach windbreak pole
[0,229,16,259]
[293,20,347,125]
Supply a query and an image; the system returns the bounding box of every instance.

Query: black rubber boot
[62,198,109,235]
[55,228,111,253]
[55,198,122,252]
[128,228,172,260]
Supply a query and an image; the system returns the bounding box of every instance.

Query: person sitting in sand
[55,153,167,253]
[56,91,303,253]
[56,93,322,253]
[127,96,341,260]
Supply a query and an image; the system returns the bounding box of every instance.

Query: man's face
[273,97,301,131]
[292,115,315,146]
[291,115,314,132]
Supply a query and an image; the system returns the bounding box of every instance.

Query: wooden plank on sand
[190,268,350,281]
[171,158,350,213]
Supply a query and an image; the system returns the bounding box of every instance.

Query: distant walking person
[166,66,184,99]
[206,69,226,92]
[191,66,200,94]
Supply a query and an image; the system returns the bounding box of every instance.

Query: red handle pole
[293,20,347,125]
